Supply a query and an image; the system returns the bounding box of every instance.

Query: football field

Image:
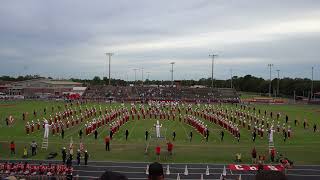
[0,100,319,165]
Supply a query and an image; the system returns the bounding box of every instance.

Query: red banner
[229,164,284,171]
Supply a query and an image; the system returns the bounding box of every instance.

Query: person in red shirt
[251,147,257,164]
[167,141,173,156]
[10,141,15,155]
[105,136,110,151]
[270,148,276,163]
[156,145,161,161]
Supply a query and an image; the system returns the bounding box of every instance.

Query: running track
[1,160,320,180]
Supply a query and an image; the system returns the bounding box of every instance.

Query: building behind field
[2,78,85,98]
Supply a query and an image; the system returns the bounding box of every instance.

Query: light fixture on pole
[105,52,114,85]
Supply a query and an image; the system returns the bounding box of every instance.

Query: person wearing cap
[62,147,67,164]
[84,150,89,165]
[148,162,164,180]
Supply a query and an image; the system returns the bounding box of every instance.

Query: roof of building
[9,78,82,86]
[41,80,82,85]
[73,87,87,91]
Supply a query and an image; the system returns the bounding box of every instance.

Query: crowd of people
[0,162,73,179]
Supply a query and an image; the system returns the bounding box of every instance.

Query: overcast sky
[1,0,320,80]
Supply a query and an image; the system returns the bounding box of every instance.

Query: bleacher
[81,85,240,103]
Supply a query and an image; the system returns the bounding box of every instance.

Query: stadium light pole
[311,66,314,99]
[105,52,114,85]
[133,68,138,84]
[268,64,273,97]
[276,69,280,97]
[170,62,175,87]
[141,67,144,86]
[209,54,218,90]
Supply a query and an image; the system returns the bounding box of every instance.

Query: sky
[1,0,320,81]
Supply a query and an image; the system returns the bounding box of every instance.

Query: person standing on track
[189,131,193,142]
[156,144,161,161]
[77,149,81,165]
[172,131,176,141]
[62,147,67,164]
[84,150,89,165]
[10,141,15,155]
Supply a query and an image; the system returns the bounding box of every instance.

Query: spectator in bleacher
[148,162,164,180]
[10,141,15,155]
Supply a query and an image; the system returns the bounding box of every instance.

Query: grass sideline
[0,100,319,164]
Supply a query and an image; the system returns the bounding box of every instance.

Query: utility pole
[170,62,175,87]
[268,64,273,97]
[105,52,114,85]
[311,66,314,100]
[133,68,138,85]
[146,72,151,80]
[209,53,218,90]
[276,69,280,97]
[230,68,233,89]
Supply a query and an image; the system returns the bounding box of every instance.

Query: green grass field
[0,100,319,165]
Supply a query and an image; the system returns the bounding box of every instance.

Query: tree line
[1,75,319,98]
